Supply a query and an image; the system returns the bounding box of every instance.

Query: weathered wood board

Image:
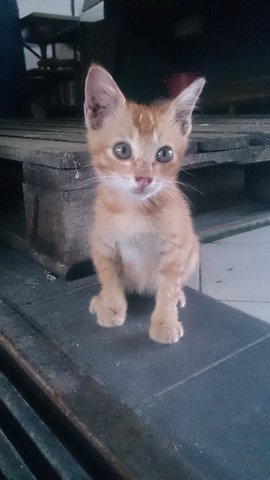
[23,183,94,266]
[0,128,86,143]
[0,137,89,168]
[1,115,270,277]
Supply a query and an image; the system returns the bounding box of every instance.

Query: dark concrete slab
[195,200,270,242]
[0,301,204,480]
[19,287,270,409]
[139,337,270,480]
[0,244,98,306]
[1,244,270,479]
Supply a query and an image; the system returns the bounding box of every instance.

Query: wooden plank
[0,128,86,143]
[194,128,266,146]
[0,123,85,134]
[187,145,270,169]
[0,126,198,152]
[192,133,249,152]
[248,145,270,163]
[193,123,270,145]
[186,138,198,154]
[3,115,270,128]
[195,115,270,125]
[23,184,94,266]
[1,123,265,149]
[1,136,269,170]
[0,124,83,132]
[0,116,270,170]
[23,162,95,191]
[5,115,270,131]
[194,119,270,129]
[0,137,89,168]
[184,147,253,169]
[0,118,84,127]
[194,124,270,134]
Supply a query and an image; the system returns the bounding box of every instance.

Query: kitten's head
[84,65,205,201]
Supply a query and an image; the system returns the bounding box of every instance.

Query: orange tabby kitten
[84,65,205,344]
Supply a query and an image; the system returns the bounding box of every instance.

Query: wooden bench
[0,116,270,277]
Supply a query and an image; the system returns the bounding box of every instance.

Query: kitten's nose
[135,176,153,190]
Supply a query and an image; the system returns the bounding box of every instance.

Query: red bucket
[164,73,201,98]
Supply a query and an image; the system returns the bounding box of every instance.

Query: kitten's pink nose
[135,176,153,190]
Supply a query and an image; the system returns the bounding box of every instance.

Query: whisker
[166,179,203,196]
[74,175,115,187]
[180,167,195,177]
[160,186,179,202]
[177,182,203,196]
[162,184,194,209]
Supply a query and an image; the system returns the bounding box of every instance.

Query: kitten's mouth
[134,186,149,194]
[133,188,149,196]
[108,174,162,200]
[132,183,161,199]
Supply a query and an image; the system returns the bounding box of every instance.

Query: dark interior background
[81,0,270,109]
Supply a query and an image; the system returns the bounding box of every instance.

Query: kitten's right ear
[84,65,125,130]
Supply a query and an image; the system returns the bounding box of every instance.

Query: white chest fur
[118,232,159,268]
[117,232,161,293]
[104,211,161,292]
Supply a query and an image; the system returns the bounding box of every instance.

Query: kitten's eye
[113,142,132,160]
[156,146,173,163]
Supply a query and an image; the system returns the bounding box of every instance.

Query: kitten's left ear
[169,77,205,135]
[84,65,126,130]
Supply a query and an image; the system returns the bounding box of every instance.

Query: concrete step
[1,244,270,479]
[195,200,270,242]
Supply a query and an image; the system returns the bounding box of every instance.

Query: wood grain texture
[1,117,270,170]
[1,115,270,277]
[0,137,89,168]
[0,128,86,143]
[23,184,94,265]
[23,162,95,191]
[192,133,249,151]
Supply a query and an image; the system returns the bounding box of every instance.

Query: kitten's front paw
[150,313,184,344]
[89,294,127,327]
[150,321,183,344]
